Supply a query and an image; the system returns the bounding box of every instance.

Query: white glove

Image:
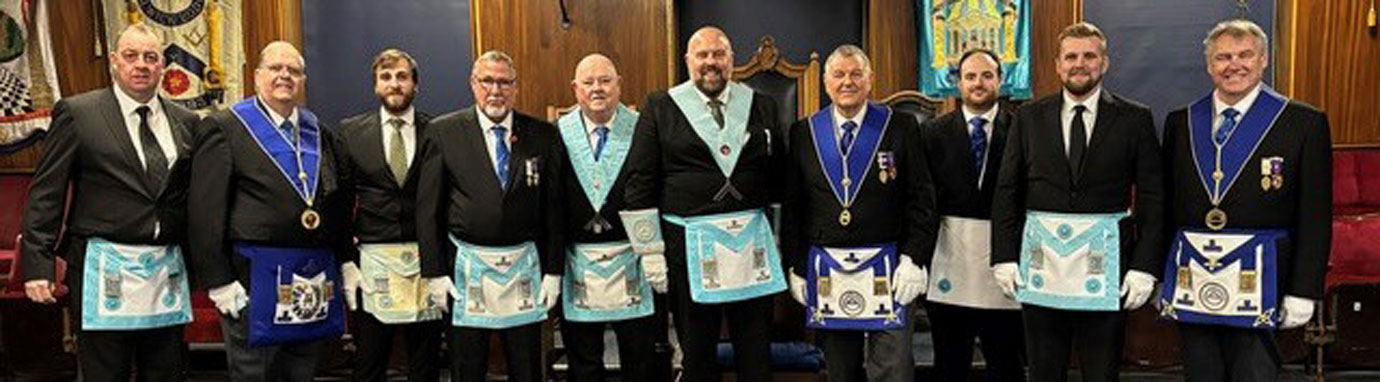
[1120,270,1158,310]
[641,253,669,293]
[992,262,1022,299]
[341,262,363,311]
[24,279,57,304]
[426,277,460,312]
[892,255,928,304]
[1280,295,1316,329]
[541,275,562,311]
[208,282,248,319]
[788,271,807,306]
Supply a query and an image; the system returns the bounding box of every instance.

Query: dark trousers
[1178,323,1279,382]
[817,306,916,382]
[560,314,662,382]
[1022,304,1125,382]
[448,323,542,382]
[76,326,188,382]
[220,308,324,382]
[350,312,444,382]
[665,222,774,382]
[927,301,1026,382]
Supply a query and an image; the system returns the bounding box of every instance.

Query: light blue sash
[1159,229,1285,329]
[449,236,547,329]
[80,238,192,330]
[1017,210,1127,311]
[558,104,637,213]
[561,241,654,322]
[664,209,787,303]
[668,81,754,178]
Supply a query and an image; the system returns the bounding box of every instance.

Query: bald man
[553,53,665,382]
[190,41,354,381]
[21,23,200,381]
[621,26,786,382]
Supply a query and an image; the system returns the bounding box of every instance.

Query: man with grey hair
[621,26,786,382]
[781,44,934,382]
[1159,19,1331,381]
[21,22,200,381]
[416,50,565,382]
[190,40,354,381]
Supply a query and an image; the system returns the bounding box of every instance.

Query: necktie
[1215,108,1240,145]
[708,99,725,129]
[1069,105,1088,178]
[280,120,296,147]
[593,125,609,161]
[969,116,988,177]
[135,105,168,192]
[840,121,857,156]
[387,117,408,186]
[492,125,510,190]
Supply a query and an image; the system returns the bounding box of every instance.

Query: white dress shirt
[380,106,417,166]
[1060,87,1102,155]
[477,108,516,170]
[113,86,177,168]
[582,110,617,154]
[259,97,301,140]
[832,104,868,145]
[1212,83,1263,136]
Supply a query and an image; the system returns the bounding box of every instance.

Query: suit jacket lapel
[403,113,430,189]
[949,114,983,193]
[981,111,1011,193]
[1082,93,1119,185]
[502,121,524,198]
[461,108,506,199]
[360,113,401,187]
[100,89,154,199]
[1041,100,1074,188]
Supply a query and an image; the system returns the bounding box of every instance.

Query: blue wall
[301,0,474,124]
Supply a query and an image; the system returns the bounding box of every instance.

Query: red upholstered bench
[1319,146,1380,369]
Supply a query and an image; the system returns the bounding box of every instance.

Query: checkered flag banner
[103,0,244,114]
[0,0,59,154]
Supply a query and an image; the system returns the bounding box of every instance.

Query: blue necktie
[593,126,609,161]
[969,117,988,176]
[279,120,296,147]
[492,125,510,190]
[1214,108,1240,145]
[840,121,857,156]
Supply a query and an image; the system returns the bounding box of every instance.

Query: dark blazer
[991,90,1166,275]
[21,88,200,281]
[1162,100,1331,299]
[780,105,936,275]
[920,107,1014,220]
[415,107,566,278]
[338,110,431,250]
[188,101,355,289]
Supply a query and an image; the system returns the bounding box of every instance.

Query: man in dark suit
[620,26,787,382]
[919,48,1025,382]
[415,50,565,382]
[337,48,443,382]
[1159,20,1331,381]
[780,44,933,382]
[21,23,200,382]
[189,41,355,382]
[991,22,1165,381]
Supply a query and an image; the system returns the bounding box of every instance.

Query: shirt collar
[1213,82,1263,118]
[112,85,161,119]
[961,103,999,128]
[581,107,618,135]
[693,82,731,106]
[379,106,416,127]
[832,103,868,130]
[476,107,514,131]
[1062,86,1102,116]
[257,96,300,128]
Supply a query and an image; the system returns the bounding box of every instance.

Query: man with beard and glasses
[553,53,669,382]
[21,23,200,381]
[1158,20,1330,381]
[415,50,565,382]
[780,44,934,382]
[337,48,444,382]
[620,26,786,382]
[190,41,354,381]
[990,22,1165,381]
[918,48,1026,382]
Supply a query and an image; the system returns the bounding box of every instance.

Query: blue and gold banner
[103,0,244,113]
[916,0,1031,100]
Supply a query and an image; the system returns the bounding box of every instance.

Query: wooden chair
[731,35,821,129]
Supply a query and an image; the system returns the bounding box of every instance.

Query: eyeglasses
[261,63,305,78]
[119,50,162,65]
[475,77,516,90]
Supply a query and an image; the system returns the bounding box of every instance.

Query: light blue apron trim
[448,236,547,329]
[80,238,192,330]
[664,209,787,303]
[1016,210,1128,311]
[558,104,637,212]
[1159,228,1285,329]
[561,241,654,322]
[667,81,754,178]
[359,242,444,324]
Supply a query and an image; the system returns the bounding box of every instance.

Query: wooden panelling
[470,0,676,115]
[1030,0,1080,98]
[241,0,302,98]
[1288,0,1380,145]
